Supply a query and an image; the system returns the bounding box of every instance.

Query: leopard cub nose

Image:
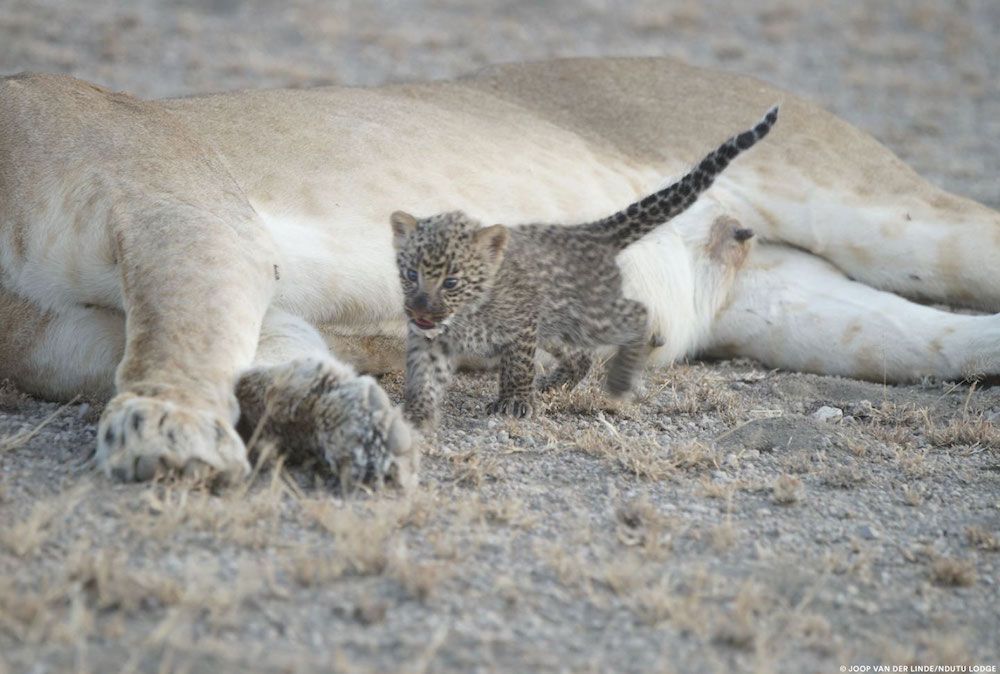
[411,293,430,310]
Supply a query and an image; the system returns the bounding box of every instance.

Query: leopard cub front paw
[486,397,533,418]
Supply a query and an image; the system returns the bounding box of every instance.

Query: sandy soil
[1,1,999,673]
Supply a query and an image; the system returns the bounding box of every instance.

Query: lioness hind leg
[0,290,122,402]
[236,310,417,491]
[708,244,1000,383]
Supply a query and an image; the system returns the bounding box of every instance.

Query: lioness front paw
[314,374,417,491]
[242,358,417,491]
[486,397,533,417]
[96,393,250,483]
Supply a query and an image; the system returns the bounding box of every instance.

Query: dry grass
[927,415,1000,450]
[68,548,185,613]
[650,365,746,425]
[771,474,803,505]
[709,520,738,552]
[0,482,91,557]
[858,392,1000,453]
[820,463,867,489]
[0,397,79,454]
[0,543,266,647]
[539,377,639,419]
[614,496,674,557]
[127,484,289,548]
[857,400,928,448]
[901,483,924,507]
[446,449,503,487]
[573,422,720,481]
[574,428,674,480]
[387,544,450,602]
[964,526,1000,552]
[297,498,410,577]
[929,557,977,587]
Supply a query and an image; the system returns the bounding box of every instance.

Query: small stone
[857,524,880,540]
[496,431,509,443]
[813,406,843,422]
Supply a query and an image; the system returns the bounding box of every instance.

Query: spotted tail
[584,106,779,249]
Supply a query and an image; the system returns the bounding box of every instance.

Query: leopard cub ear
[390,211,419,248]
[473,224,509,261]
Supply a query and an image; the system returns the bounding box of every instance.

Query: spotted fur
[391,107,778,428]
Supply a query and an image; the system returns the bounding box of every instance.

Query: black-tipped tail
[585,105,779,249]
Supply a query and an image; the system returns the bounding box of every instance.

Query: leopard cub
[391,107,778,430]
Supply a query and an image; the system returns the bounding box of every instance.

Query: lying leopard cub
[391,106,778,430]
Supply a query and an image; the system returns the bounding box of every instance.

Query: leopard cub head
[390,210,508,332]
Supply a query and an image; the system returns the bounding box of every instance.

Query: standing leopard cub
[391,106,778,430]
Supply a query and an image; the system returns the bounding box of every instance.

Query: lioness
[1,57,998,485]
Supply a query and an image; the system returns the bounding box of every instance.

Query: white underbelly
[250,134,669,330]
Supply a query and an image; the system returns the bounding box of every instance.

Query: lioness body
[2,57,999,479]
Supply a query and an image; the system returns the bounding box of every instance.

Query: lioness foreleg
[96,205,275,482]
[235,310,416,490]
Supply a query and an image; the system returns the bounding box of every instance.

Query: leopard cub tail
[587,105,779,249]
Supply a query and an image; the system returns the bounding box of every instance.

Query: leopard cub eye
[442,277,459,289]
[406,269,418,282]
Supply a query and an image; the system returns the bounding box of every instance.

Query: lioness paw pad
[96,393,250,483]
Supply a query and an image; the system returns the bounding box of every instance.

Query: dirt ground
[1,1,999,673]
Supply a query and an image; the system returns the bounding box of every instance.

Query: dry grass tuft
[965,526,1000,552]
[352,596,388,625]
[289,549,355,586]
[574,428,674,480]
[125,465,292,547]
[857,400,927,448]
[927,415,1000,450]
[710,520,738,552]
[614,496,674,557]
[771,474,803,505]
[539,377,639,419]
[930,557,977,587]
[574,424,719,481]
[68,548,184,612]
[650,365,745,425]
[388,542,450,602]
[446,450,502,487]
[298,498,409,577]
[901,483,924,507]
[820,463,867,489]
[859,393,1000,453]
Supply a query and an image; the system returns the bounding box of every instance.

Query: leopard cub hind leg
[536,344,593,393]
[598,299,652,398]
